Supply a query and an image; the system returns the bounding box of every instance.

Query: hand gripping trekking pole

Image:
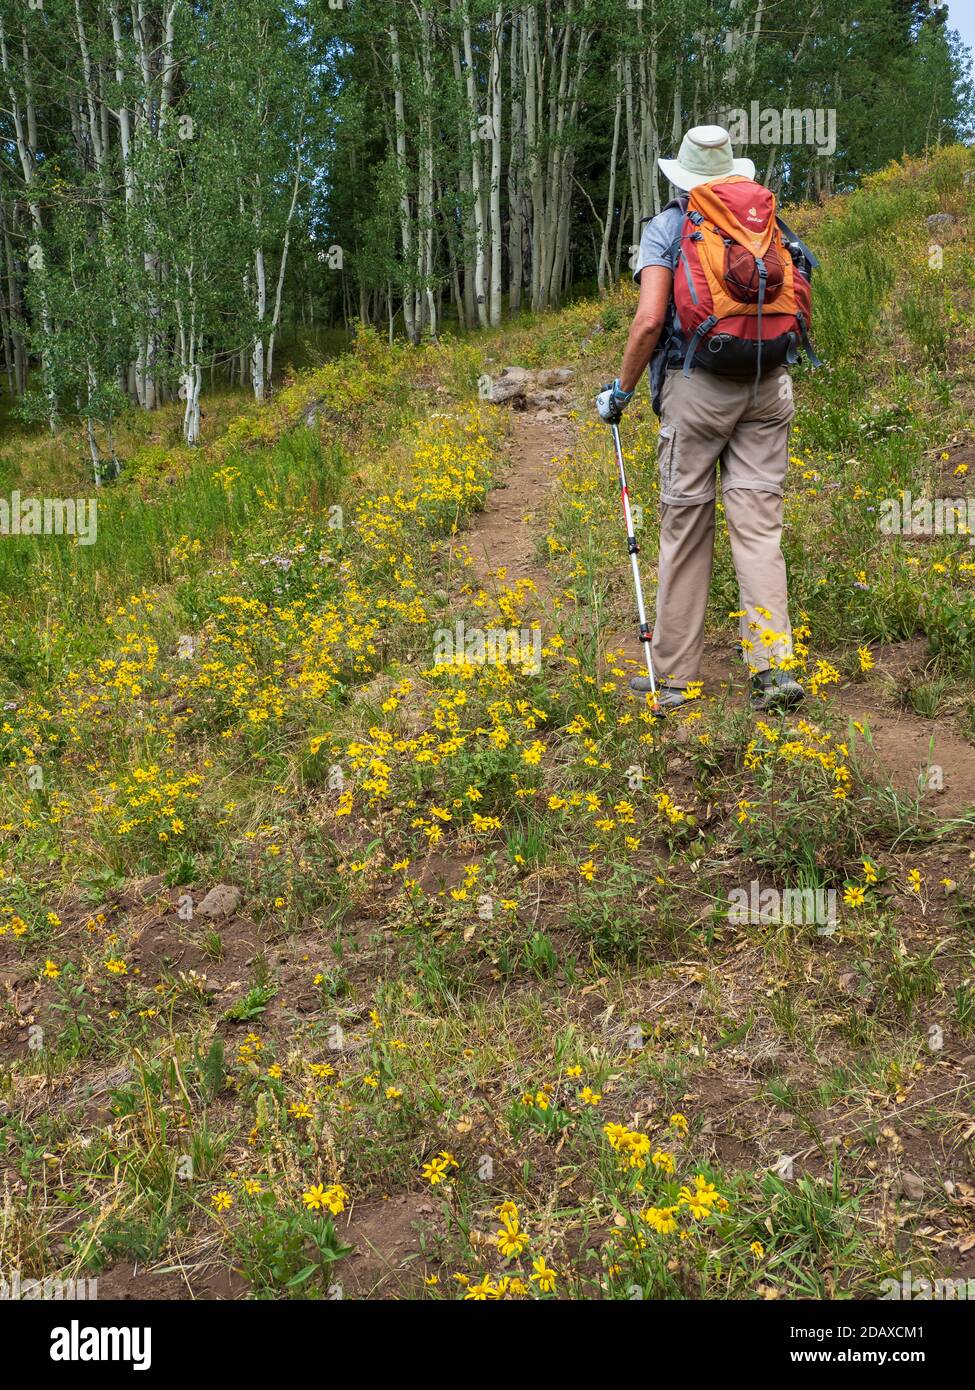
[610,422,658,704]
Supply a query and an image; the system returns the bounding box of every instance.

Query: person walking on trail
[596,124,821,714]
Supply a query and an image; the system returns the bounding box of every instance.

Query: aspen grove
[0,0,968,465]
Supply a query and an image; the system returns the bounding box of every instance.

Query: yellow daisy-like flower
[421,1151,458,1185]
[530,1256,558,1294]
[464,1274,500,1300]
[303,1182,347,1214]
[497,1226,529,1258]
[642,1205,679,1235]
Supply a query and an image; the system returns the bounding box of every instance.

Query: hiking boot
[629,678,693,713]
[750,668,805,712]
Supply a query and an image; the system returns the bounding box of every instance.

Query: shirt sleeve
[632,208,682,282]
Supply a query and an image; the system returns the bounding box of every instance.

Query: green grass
[1,147,974,1300]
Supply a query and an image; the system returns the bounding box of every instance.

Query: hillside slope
[1,148,975,1300]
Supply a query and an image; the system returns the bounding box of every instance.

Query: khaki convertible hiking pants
[651,367,796,689]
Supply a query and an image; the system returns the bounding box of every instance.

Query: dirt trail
[466,412,573,592]
[834,686,975,816]
[696,637,975,815]
[468,381,975,818]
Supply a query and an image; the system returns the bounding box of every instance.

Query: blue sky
[948,0,975,64]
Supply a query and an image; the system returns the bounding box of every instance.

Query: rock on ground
[489,365,574,411]
[197,884,242,920]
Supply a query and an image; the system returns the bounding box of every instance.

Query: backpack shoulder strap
[775,213,820,270]
[661,194,690,263]
[640,194,688,226]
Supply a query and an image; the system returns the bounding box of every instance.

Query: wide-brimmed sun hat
[657,124,756,191]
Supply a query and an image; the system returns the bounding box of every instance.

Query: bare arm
[618,265,673,393]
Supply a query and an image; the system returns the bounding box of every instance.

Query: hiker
[596,125,819,713]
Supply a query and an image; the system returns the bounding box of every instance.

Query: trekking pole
[610,422,658,704]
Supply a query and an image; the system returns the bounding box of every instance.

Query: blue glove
[595,378,634,424]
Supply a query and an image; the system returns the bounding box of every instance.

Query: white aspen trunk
[159,0,177,131]
[522,5,588,311]
[177,284,202,446]
[252,245,267,402]
[460,0,488,327]
[0,286,12,397]
[507,12,524,313]
[545,18,573,303]
[614,190,629,279]
[74,0,105,172]
[132,0,159,410]
[0,202,25,395]
[624,54,641,251]
[75,3,129,406]
[449,25,477,328]
[21,32,37,151]
[184,360,202,445]
[109,5,134,199]
[599,61,623,292]
[641,9,661,217]
[487,3,503,327]
[267,144,303,391]
[417,6,437,338]
[109,0,142,399]
[87,401,103,487]
[623,13,659,251]
[522,5,543,310]
[0,19,55,426]
[389,25,417,344]
[541,21,588,308]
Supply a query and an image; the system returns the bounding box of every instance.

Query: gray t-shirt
[632,204,686,409]
[632,205,684,279]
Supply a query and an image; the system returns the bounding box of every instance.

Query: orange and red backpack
[670,175,821,385]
